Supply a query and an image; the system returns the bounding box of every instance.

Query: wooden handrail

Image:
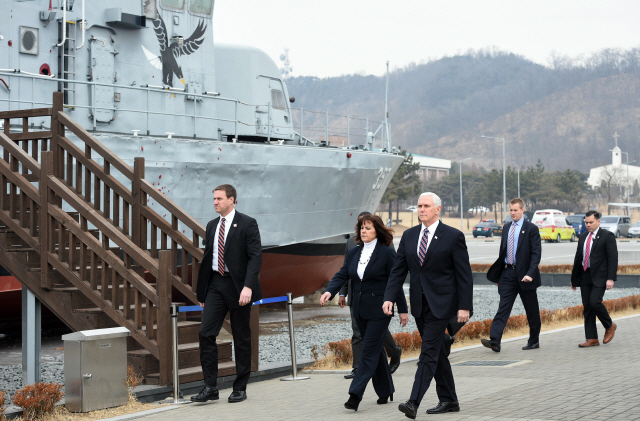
[48,177,161,280]
[0,131,41,178]
[7,131,52,141]
[140,206,203,258]
[0,158,41,206]
[0,107,53,119]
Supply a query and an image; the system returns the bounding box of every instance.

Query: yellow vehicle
[531,209,577,243]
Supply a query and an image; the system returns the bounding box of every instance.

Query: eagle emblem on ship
[142,14,207,87]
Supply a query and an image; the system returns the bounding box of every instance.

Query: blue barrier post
[280,293,310,381]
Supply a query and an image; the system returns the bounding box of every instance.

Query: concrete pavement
[136,314,640,421]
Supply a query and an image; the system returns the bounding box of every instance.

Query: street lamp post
[459,158,471,231]
[481,135,507,222]
[511,162,520,198]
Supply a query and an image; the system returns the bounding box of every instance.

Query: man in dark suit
[191,184,263,403]
[482,198,542,352]
[339,213,403,379]
[571,210,618,347]
[383,192,473,418]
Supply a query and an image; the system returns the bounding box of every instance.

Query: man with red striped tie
[571,210,618,347]
[193,184,263,403]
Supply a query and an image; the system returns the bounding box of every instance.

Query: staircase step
[145,360,236,385]
[127,341,229,377]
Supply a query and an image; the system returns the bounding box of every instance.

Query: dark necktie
[418,229,429,265]
[218,218,226,275]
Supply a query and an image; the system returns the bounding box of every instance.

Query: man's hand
[338,296,346,308]
[521,275,533,283]
[457,309,470,323]
[571,285,577,291]
[199,302,204,308]
[399,313,409,327]
[239,287,252,306]
[606,280,614,290]
[382,301,394,315]
[320,292,332,307]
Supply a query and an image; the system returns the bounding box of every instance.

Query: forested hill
[284,49,640,171]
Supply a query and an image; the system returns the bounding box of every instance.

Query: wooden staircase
[0,92,258,386]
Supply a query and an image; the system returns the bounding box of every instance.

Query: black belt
[504,264,516,270]
[214,271,231,277]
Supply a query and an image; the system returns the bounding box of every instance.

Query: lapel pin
[522,231,525,234]
[434,236,438,240]
[234,224,237,227]
[597,236,599,239]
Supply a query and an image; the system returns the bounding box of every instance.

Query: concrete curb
[301,312,640,374]
[96,405,182,421]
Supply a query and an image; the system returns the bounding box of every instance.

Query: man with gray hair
[384,192,473,418]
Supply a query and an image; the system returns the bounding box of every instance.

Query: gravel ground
[1,286,639,397]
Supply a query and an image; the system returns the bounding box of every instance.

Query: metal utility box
[62,327,131,412]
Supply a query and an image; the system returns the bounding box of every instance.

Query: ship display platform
[130,314,640,421]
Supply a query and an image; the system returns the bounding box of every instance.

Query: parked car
[473,220,503,238]
[531,209,576,243]
[628,221,640,238]
[406,206,417,212]
[566,214,587,236]
[468,206,490,213]
[599,215,632,238]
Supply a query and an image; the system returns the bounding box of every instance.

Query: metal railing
[0,70,392,150]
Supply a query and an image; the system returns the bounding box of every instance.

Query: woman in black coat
[320,214,409,411]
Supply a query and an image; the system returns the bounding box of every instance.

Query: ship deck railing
[0,70,392,151]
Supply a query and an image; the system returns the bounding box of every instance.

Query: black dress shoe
[398,400,419,419]
[344,368,357,379]
[389,349,402,374]
[190,386,219,402]
[481,338,501,352]
[426,401,460,414]
[228,390,247,403]
[377,393,393,404]
[522,342,539,350]
[344,393,361,411]
[444,334,455,357]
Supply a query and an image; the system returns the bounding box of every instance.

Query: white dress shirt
[582,227,599,268]
[504,218,523,265]
[357,238,378,279]
[212,208,236,273]
[417,219,439,256]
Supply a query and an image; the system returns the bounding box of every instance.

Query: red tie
[583,232,593,271]
[218,218,226,275]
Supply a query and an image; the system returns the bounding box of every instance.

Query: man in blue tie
[483,198,542,352]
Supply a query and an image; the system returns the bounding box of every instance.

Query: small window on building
[189,0,214,15]
[271,89,286,110]
[143,0,158,19]
[161,0,185,10]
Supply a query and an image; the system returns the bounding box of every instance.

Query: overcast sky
[214,0,640,78]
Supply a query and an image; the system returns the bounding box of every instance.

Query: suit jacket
[339,237,397,306]
[571,229,618,288]
[196,211,263,303]
[486,219,542,290]
[384,221,473,320]
[326,241,408,320]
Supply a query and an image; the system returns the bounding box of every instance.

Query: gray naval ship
[0,0,403,299]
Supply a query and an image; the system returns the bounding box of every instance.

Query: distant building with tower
[586,138,640,196]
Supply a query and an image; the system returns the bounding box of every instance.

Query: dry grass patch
[309,294,640,370]
[30,398,168,421]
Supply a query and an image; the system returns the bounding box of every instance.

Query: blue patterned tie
[418,229,429,265]
[507,222,517,264]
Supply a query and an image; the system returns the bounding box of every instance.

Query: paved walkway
[138,315,640,421]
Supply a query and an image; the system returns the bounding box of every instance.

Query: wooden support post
[40,152,53,289]
[132,157,144,249]
[250,305,259,372]
[51,92,64,207]
[157,250,172,386]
